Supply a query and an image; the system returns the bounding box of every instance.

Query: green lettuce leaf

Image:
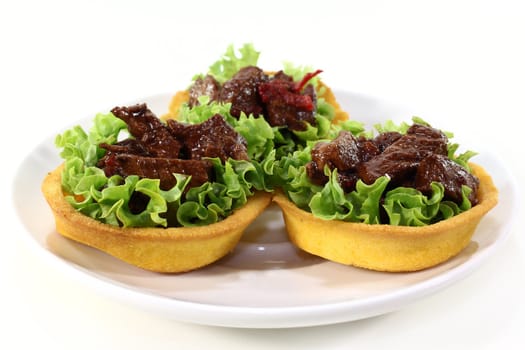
[206,43,260,84]
[383,183,443,226]
[178,96,237,125]
[447,143,478,171]
[55,112,127,167]
[235,113,275,160]
[307,168,390,223]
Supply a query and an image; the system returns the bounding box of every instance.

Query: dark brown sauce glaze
[218,66,268,118]
[97,104,248,190]
[188,66,320,131]
[306,124,479,206]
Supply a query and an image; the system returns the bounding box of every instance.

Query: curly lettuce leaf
[178,182,227,227]
[235,113,275,160]
[447,143,478,172]
[373,119,411,135]
[383,183,443,226]
[292,168,474,226]
[350,176,391,224]
[309,169,390,224]
[176,157,266,227]
[269,146,327,209]
[55,112,127,167]
[206,43,260,84]
[292,103,365,143]
[178,96,237,125]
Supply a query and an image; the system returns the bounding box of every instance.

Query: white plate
[12,92,518,328]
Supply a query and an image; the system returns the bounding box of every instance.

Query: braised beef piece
[98,104,249,191]
[99,139,149,157]
[310,131,363,172]
[337,172,360,193]
[102,153,212,190]
[188,75,220,107]
[305,124,479,206]
[373,131,403,152]
[167,114,248,161]
[111,104,181,158]
[218,66,268,118]
[273,70,293,82]
[306,131,380,188]
[307,132,363,175]
[357,124,448,186]
[258,70,317,131]
[415,154,479,205]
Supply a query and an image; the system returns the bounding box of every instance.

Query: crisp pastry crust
[273,163,498,272]
[42,164,272,273]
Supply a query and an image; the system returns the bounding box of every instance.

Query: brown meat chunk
[310,131,366,172]
[357,125,448,185]
[111,104,181,158]
[167,114,248,161]
[99,139,149,157]
[219,66,268,118]
[306,131,379,189]
[188,75,220,107]
[102,153,213,190]
[415,154,479,205]
[373,131,403,152]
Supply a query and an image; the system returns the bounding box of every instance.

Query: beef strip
[218,66,268,118]
[111,103,181,158]
[357,124,448,186]
[415,154,479,205]
[98,139,149,157]
[102,153,213,190]
[167,114,249,161]
[188,75,220,107]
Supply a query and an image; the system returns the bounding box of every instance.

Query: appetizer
[273,119,498,271]
[42,43,498,273]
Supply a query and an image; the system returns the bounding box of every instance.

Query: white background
[1,0,524,348]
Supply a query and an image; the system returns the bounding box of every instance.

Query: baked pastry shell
[42,164,272,273]
[273,163,498,272]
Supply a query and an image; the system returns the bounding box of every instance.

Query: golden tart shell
[42,164,272,273]
[273,163,498,272]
